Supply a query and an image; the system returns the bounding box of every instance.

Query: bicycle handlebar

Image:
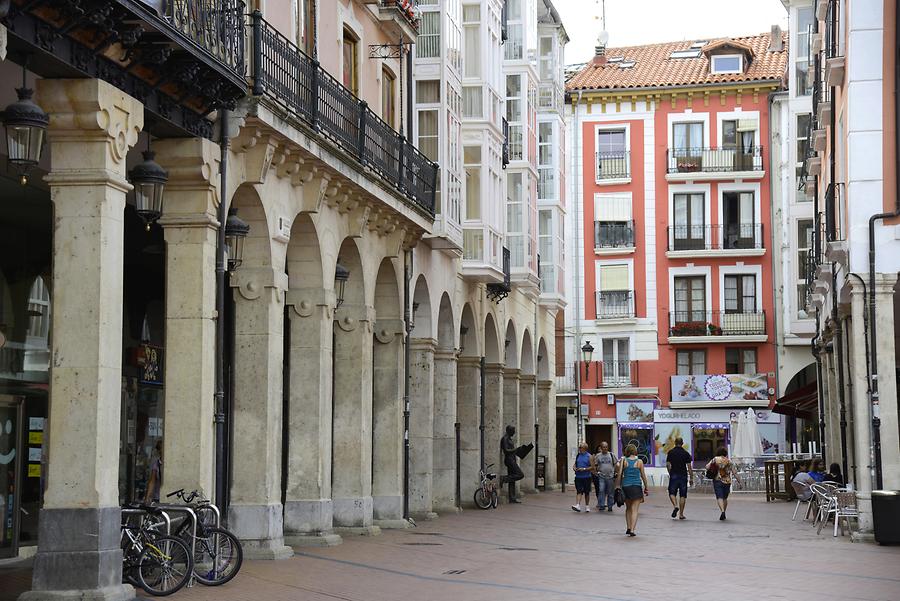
[166,488,185,499]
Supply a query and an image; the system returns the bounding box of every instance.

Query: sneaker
[584,506,591,512]
[719,512,726,521]
[671,508,679,519]
[625,529,632,535]
[607,507,613,512]
[571,505,581,512]
[628,531,637,537]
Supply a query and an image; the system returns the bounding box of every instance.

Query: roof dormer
[703,39,755,75]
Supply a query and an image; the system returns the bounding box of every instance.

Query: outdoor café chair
[791,481,813,520]
[817,489,859,537]
[811,482,839,530]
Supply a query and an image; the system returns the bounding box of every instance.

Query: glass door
[0,396,23,558]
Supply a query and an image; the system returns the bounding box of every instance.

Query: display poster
[29,417,44,431]
[619,426,654,466]
[27,464,40,477]
[28,431,43,444]
[616,400,654,423]
[28,447,41,462]
[654,423,692,466]
[758,423,782,455]
[671,374,769,402]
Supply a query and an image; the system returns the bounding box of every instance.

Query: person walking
[594,442,617,512]
[615,444,649,536]
[500,425,524,503]
[706,447,741,520]
[571,442,594,512]
[665,437,692,519]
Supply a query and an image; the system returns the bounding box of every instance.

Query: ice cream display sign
[671,374,769,403]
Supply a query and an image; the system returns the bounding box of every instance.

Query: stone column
[24,78,142,601]
[283,289,340,546]
[456,357,482,506]
[432,348,459,513]
[537,380,557,489]
[848,281,874,533]
[227,268,292,559]
[408,337,436,519]
[482,363,504,480]
[155,137,220,500]
[372,320,405,527]
[502,368,520,499]
[332,304,377,532]
[873,274,900,489]
[519,374,537,493]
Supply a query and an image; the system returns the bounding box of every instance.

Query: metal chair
[817,489,859,537]
[790,481,812,520]
[811,482,839,531]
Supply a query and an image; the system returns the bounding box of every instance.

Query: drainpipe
[572,90,584,447]
[831,262,848,475]
[214,109,231,515]
[864,0,900,490]
[403,249,412,520]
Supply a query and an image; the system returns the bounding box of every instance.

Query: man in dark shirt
[665,437,693,519]
[500,425,524,503]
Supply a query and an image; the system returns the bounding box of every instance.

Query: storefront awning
[773,383,818,420]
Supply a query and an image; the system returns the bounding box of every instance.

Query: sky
[554,0,789,65]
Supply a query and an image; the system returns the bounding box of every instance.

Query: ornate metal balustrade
[487,247,511,303]
[250,13,437,216]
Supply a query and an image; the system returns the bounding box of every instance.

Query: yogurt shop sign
[671,374,769,402]
[703,375,732,400]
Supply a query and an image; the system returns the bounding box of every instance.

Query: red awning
[773,382,818,420]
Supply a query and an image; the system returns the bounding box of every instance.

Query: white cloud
[555,0,789,65]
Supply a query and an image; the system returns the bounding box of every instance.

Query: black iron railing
[594,221,635,248]
[824,182,844,242]
[501,117,510,168]
[155,0,246,78]
[596,151,630,180]
[666,146,764,174]
[668,310,766,337]
[250,13,437,215]
[600,360,636,388]
[596,290,635,319]
[825,0,842,58]
[487,247,511,303]
[378,0,420,30]
[667,224,764,251]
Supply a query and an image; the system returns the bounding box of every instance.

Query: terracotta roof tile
[566,31,788,92]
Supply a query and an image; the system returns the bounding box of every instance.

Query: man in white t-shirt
[791,463,815,501]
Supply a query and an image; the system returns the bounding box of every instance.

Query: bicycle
[165,489,244,586]
[121,506,193,596]
[474,463,500,509]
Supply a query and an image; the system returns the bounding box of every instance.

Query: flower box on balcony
[669,322,721,337]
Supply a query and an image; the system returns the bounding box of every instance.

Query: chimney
[769,24,784,51]
[592,30,610,66]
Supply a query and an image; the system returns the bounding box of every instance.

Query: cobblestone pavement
[2,490,899,601]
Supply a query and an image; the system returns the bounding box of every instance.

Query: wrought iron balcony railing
[666,146,764,174]
[581,360,639,389]
[596,290,635,319]
[596,151,630,180]
[666,224,764,251]
[250,13,437,215]
[824,182,844,242]
[502,117,510,168]
[487,247,511,302]
[376,0,420,30]
[595,221,635,248]
[825,0,842,58]
[668,310,766,337]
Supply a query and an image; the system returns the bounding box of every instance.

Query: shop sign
[615,400,655,423]
[654,408,781,424]
[134,344,164,386]
[671,374,769,403]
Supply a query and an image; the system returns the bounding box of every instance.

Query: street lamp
[2,64,48,186]
[581,340,594,378]
[334,262,349,309]
[129,149,168,231]
[224,208,250,271]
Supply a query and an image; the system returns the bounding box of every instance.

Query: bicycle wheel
[193,527,243,586]
[137,535,193,596]
[474,486,493,509]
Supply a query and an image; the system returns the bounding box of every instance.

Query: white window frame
[716,181,762,232]
[710,54,743,75]
[595,258,635,292]
[718,264,763,315]
[667,183,712,248]
[594,122,631,184]
[715,110,761,149]
[668,266,713,315]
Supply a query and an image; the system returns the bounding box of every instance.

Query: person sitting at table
[808,458,827,482]
[791,461,815,502]
[825,462,844,486]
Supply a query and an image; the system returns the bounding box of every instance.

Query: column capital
[457,356,482,368]
[433,348,458,361]
[873,272,899,294]
[410,337,438,352]
[230,266,288,300]
[537,379,553,391]
[335,303,376,332]
[484,362,505,375]
[37,78,143,173]
[374,319,405,344]
[154,137,222,216]
[519,374,537,384]
[286,287,336,319]
[503,367,521,379]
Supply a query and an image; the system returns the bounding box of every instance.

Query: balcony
[462,227,505,282]
[596,290,635,321]
[596,151,631,182]
[362,0,420,40]
[594,221,635,252]
[668,310,767,342]
[250,14,437,216]
[502,118,510,168]
[666,224,765,258]
[666,147,764,181]
[7,0,247,137]
[486,247,511,302]
[581,360,650,392]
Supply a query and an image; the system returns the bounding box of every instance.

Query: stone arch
[335,237,366,309]
[231,183,273,271]
[537,338,550,381]
[286,213,324,291]
[504,320,519,369]
[411,275,432,339]
[520,329,535,376]
[458,303,479,358]
[484,312,500,363]
[436,293,454,351]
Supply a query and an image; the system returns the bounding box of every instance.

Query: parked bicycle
[474,463,500,509]
[164,488,244,586]
[121,505,193,596]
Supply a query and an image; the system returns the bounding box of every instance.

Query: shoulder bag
[705,458,718,480]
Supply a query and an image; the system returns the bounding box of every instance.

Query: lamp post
[576,341,593,445]
[2,64,48,186]
[581,341,594,379]
[334,262,349,309]
[224,208,250,271]
[129,149,168,231]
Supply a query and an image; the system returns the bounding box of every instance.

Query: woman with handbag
[615,444,649,536]
[706,447,741,520]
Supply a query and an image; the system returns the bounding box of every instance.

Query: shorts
[713,479,731,500]
[668,473,688,498]
[623,485,644,500]
[575,477,592,494]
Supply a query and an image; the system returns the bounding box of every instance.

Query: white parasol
[743,407,764,457]
[731,408,763,459]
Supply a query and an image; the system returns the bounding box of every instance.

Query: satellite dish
[597,30,610,47]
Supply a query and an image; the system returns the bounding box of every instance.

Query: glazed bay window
[504,0,523,60]
[797,219,814,317]
[596,264,633,319]
[677,350,706,375]
[462,85,483,118]
[506,74,523,160]
[726,348,757,374]
[417,110,439,163]
[594,193,634,248]
[671,193,706,250]
[596,129,628,180]
[796,114,813,201]
[464,145,481,221]
[507,173,525,267]
[538,122,555,200]
[539,210,554,293]
[417,10,441,58]
[463,4,481,78]
[795,6,814,96]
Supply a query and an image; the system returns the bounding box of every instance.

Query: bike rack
[150,504,199,587]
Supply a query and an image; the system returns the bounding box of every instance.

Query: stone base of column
[284,499,334,535]
[411,511,439,521]
[373,519,414,529]
[373,495,403,521]
[227,504,293,560]
[850,531,876,543]
[333,526,382,537]
[19,585,135,601]
[332,496,374,528]
[283,533,343,547]
[432,504,462,516]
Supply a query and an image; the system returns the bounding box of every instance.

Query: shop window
[726,348,757,374]
[677,350,706,375]
[619,426,654,466]
[693,427,728,464]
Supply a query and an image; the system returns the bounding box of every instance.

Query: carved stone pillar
[873,274,900,490]
[432,348,459,513]
[227,268,293,559]
[537,380,557,489]
[456,357,482,506]
[482,363,504,478]
[24,78,142,601]
[283,288,341,546]
[408,337,436,519]
[848,280,874,533]
[518,374,537,493]
[372,319,405,527]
